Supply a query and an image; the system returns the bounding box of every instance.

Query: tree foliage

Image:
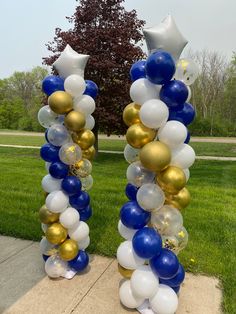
[43,0,145,135]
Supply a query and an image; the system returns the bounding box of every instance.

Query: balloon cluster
[117,18,199,314]
[38,45,98,279]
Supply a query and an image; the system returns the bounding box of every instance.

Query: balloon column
[38,45,98,279]
[117,16,199,314]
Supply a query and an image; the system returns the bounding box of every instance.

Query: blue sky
[0,0,235,78]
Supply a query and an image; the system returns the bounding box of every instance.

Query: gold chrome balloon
[64,110,86,132]
[72,129,95,150]
[48,91,73,114]
[118,263,134,279]
[46,223,67,245]
[157,166,186,195]
[123,103,141,126]
[126,123,156,149]
[59,239,79,261]
[82,146,96,161]
[39,205,59,224]
[165,187,191,210]
[139,141,171,172]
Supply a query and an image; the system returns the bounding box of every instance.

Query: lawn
[0,146,235,313]
[0,133,236,157]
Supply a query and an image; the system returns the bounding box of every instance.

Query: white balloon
[74,95,96,115]
[117,241,145,269]
[171,144,196,169]
[40,237,57,255]
[78,236,90,250]
[47,124,71,147]
[130,265,159,298]
[130,78,159,105]
[64,74,86,97]
[140,99,169,129]
[41,174,62,193]
[80,175,93,191]
[45,255,68,278]
[186,86,192,102]
[149,284,178,314]
[119,280,144,309]
[46,190,69,213]
[124,144,140,164]
[137,183,165,211]
[126,161,155,187]
[68,221,90,242]
[174,58,199,86]
[38,105,59,128]
[59,207,80,229]
[158,121,187,148]
[183,168,190,182]
[118,220,137,240]
[85,115,95,130]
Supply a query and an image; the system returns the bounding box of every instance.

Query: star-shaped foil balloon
[143,15,188,60]
[53,44,90,78]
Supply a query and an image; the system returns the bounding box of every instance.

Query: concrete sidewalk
[0,236,222,314]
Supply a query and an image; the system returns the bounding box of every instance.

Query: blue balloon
[42,75,65,96]
[120,201,151,229]
[61,176,82,196]
[145,51,176,85]
[68,250,89,272]
[49,162,69,179]
[125,183,139,200]
[42,254,49,262]
[160,80,188,109]
[150,248,179,280]
[168,103,195,125]
[184,130,191,144]
[84,80,99,99]
[69,191,90,210]
[130,60,146,81]
[132,227,162,259]
[40,143,60,162]
[159,263,185,287]
[78,205,92,221]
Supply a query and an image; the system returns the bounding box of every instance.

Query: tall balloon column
[117,16,199,314]
[38,45,98,279]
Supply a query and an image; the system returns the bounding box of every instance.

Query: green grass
[0,134,236,157]
[0,146,235,312]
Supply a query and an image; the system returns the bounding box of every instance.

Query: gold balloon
[46,223,67,245]
[59,239,79,261]
[39,205,59,224]
[157,166,186,195]
[126,123,156,149]
[165,187,191,210]
[64,110,86,132]
[82,146,96,161]
[72,129,95,150]
[48,91,73,114]
[118,263,134,279]
[123,103,141,126]
[139,141,171,172]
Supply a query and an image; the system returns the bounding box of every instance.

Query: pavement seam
[68,258,115,314]
[0,241,34,265]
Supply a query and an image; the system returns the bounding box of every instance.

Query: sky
[0,0,235,78]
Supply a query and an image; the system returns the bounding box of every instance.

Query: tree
[0,67,48,131]
[43,0,145,137]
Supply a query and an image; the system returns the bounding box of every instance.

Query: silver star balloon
[53,44,90,78]
[143,15,188,60]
